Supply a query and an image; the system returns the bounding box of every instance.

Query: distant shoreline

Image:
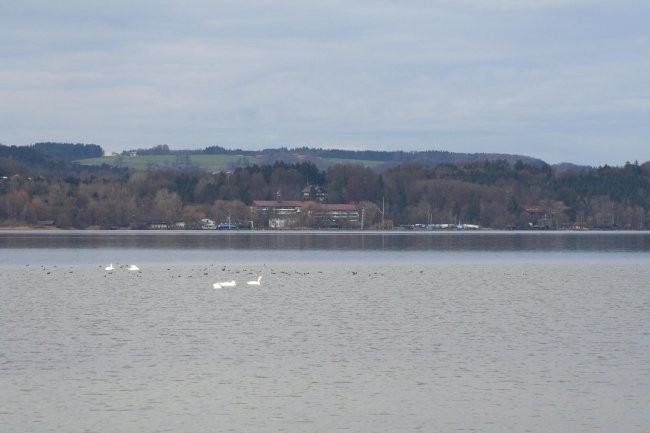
[0,225,647,233]
[0,226,62,231]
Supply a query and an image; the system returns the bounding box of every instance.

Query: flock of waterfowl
[103,263,261,289]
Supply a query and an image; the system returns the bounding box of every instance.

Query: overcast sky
[1,1,649,166]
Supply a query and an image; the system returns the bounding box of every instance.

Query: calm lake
[1,231,649,432]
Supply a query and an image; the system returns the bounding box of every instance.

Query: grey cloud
[1,0,649,166]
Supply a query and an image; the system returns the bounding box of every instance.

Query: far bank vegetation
[1,143,649,230]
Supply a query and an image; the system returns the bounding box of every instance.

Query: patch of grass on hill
[319,158,385,168]
[77,154,257,171]
[76,153,385,172]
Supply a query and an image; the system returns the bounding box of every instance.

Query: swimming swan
[247,276,262,286]
[128,264,140,271]
[217,280,236,287]
[105,263,114,271]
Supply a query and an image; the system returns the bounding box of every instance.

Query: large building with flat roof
[252,200,359,229]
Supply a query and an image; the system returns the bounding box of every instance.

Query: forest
[0,143,649,230]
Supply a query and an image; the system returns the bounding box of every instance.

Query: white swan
[212,282,222,289]
[128,264,140,271]
[105,263,114,271]
[218,280,236,287]
[247,276,262,286]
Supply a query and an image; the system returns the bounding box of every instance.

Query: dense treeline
[291,147,544,167]
[0,144,101,177]
[33,142,103,160]
[0,144,648,229]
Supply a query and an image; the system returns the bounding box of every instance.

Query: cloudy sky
[1,0,648,166]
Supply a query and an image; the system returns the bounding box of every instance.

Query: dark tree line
[1,143,648,229]
[33,142,103,161]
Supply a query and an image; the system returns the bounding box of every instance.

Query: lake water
[1,231,649,432]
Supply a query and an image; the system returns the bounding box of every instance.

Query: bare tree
[153,189,182,223]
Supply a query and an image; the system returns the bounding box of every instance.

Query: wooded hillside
[1,143,648,229]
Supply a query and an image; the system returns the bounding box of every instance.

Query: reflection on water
[1,230,650,252]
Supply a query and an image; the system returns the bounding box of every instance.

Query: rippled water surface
[1,231,649,432]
